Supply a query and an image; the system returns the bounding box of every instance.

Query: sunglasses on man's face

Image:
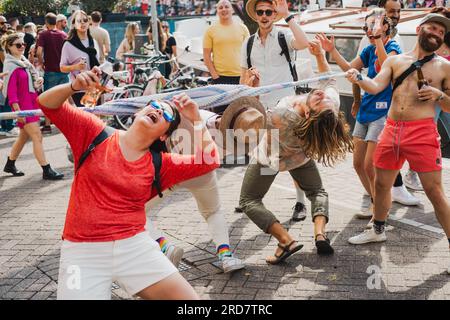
[149,101,175,122]
[256,9,275,17]
[12,43,25,49]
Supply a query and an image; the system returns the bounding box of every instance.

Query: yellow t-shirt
[203,22,250,77]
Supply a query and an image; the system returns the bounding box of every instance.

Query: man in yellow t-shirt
[203,0,250,87]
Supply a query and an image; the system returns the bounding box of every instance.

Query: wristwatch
[356,73,363,82]
[285,14,295,23]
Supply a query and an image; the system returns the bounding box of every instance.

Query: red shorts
[374,117,442,172]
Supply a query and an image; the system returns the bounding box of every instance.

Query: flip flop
[315,234,334,255]
[266,241,303,265]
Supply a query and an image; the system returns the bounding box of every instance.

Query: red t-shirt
[39,101,219,242]
[37,29,67,73]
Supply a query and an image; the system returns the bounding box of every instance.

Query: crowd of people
[0,0,449,300]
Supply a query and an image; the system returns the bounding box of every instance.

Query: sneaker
[4,128,19,137]
[355,202,373,219]
[404,170,424,191]
[291,202,307,222]
[220,255,245,273]
[348,228,387,245]
[392,185,420,206]
[165,245,184,268]
[0,131,7,136]
[41,125,52,135]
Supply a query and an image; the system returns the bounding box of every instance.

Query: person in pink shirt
[1,33,63,180]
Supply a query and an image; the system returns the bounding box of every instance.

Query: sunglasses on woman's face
[76,18,89,24]
[256,9,274,17]
[12,43,25,49]
[149,101,175,122]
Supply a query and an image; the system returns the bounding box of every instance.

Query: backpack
[76,126,164,198]
[246,31,303,94]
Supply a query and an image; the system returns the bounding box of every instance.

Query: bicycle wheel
[112,85,144,130]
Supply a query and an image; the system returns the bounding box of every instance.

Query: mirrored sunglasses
[149,100,175,122]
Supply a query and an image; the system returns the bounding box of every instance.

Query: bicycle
[108,57,210,130]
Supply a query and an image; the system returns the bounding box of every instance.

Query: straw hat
[245,0,283,23]
[219,97,266,155]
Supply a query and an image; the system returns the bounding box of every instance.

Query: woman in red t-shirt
[38,67,220,300]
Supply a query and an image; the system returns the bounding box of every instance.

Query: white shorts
[57,232,178,300]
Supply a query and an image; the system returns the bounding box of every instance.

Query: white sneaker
[355,202,373,219]
[392,185,421,206]
[4,128,19,137]
[165,245,184,268]
[404,170,424,191]
[221,255,245,273]
[348,228,387,245]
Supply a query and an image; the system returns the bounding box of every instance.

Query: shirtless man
[346,13,450,272]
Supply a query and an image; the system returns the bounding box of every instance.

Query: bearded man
[346,14,450,274]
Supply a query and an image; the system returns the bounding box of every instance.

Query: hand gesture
[315,33,335,53]
[34,77,44,90]
[274,0,289,19]
[71,67,102,91]
[308,39,324,57]
[346,68,362,84]
[418,85,443,102]
[172,93,201,123]
[242,67,260,87]
[77,59,87,71]
[372,13,385,38]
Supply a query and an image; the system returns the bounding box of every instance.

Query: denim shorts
[353,116,386,142]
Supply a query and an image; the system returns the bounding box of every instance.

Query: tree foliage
[0,0,70,16]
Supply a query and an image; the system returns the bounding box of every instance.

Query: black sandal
[315,234,334,255]
[266,241,303,265]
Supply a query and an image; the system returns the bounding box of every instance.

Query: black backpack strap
[278,31,298,82]
[246,34,255,69]
[150,149,163,198]
[76,126,115,173]
[392,53,436,92]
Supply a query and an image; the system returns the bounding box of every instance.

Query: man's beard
[418,30,443,52]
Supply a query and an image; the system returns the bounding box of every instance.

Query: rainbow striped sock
[217,244,232,260]
[157,237,168,254]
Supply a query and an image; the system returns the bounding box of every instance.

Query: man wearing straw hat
[240,0,310,222]
[145,97,266,273]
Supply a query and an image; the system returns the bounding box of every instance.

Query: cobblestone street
[1,129,449,300]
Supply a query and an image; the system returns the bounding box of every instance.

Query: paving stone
[1,133,449,299]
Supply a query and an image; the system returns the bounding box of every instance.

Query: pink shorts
[374,117,442,173]
[17,116,40,129]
